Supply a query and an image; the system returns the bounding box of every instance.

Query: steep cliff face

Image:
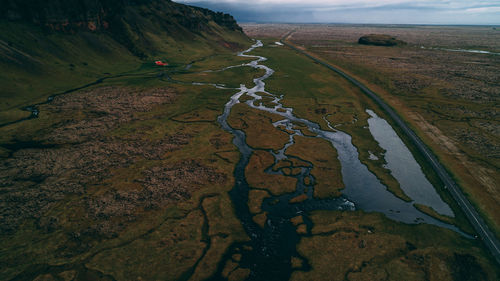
[1,0,242,33]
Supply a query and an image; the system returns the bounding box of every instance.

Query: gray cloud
[175,0,500,24]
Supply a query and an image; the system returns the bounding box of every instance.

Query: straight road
[280,35,500,264]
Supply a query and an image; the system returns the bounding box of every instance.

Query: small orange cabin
[155,61,168,66]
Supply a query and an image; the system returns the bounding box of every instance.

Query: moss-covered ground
[0,30,254,280]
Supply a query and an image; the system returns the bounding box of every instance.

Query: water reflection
[366,109,454,216]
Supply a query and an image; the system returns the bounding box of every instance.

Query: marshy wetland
[1,23,499,280]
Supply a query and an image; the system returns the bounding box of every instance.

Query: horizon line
[238,21,500,27]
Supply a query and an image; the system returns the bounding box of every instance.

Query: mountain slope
[0,0,250,123]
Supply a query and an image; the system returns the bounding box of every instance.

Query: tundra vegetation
[0,2,499,279]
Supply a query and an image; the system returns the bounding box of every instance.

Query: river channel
[204,40,464,280]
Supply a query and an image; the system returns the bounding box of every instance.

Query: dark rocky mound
[1,0,242,32]
[358,34,407,46]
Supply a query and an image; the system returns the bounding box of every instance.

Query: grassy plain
[286,136,344,198]
[228,103,289,151]
[172,65,265,88]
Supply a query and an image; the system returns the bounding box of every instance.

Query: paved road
[280,36,500,264]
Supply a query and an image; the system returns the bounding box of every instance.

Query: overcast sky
[175,0,500,25]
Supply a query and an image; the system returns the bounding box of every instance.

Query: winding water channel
[204,40,465,280]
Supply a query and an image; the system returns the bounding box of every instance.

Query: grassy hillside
[0,0,251,124]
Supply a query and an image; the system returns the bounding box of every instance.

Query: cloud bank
[175,0,500,25]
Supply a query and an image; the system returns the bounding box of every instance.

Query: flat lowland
[2,17,499,279]
[243,23,500,237]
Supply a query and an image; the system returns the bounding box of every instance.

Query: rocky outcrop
[1,0,242,32]
[1,0,245,58]
[2,0,122,31]
[358,34,407,46]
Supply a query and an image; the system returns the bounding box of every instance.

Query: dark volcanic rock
[1,0,244,58]
[1,0,242,32]
[358,34,407,46]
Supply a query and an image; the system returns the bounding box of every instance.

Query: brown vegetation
[228,103,289,151]
[0,87,182,234]
[358,34,407,46]
[286,136,344,198]
[291,210,498,281]
[246,150,297,195]
[248,189,271,214]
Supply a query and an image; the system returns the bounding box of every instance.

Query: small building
[155,61,168,66]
